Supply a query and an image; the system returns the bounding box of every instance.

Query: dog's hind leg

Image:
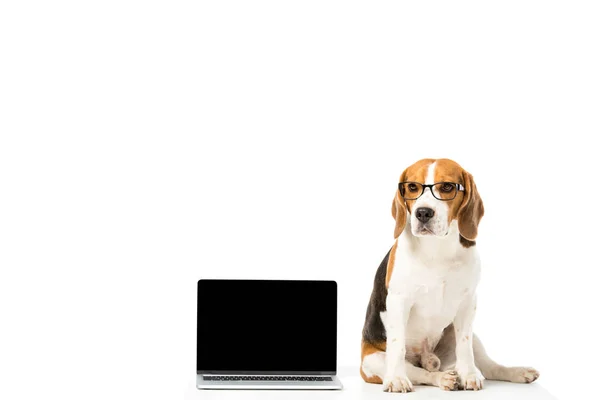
[360,341,386,384]
[420,338,441,372]
[473,334,540,383]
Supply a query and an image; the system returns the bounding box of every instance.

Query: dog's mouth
[413,223,448,237]
[415,225,435,236]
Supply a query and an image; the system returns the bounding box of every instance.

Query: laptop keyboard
[204,376,333,381]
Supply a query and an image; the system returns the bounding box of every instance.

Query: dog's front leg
[382,292,413,393]
[454,295,484,390]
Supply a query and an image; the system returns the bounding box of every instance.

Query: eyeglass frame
[398,181,466,201]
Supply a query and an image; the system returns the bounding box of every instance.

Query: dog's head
[391,158,484,243]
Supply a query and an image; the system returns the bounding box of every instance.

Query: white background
[1,1,599,399]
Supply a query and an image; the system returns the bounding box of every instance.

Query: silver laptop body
[196,374,343,390]
[196,279,343,390]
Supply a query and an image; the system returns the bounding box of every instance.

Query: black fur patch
[459,235,476,248]
[361,249,390,346]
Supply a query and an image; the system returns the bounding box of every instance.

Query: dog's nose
[415,207,434,223]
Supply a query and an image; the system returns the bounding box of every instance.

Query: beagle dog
[360,158,539,392]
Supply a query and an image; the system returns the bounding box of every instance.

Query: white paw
[437,370,459,391]
[510,367,540,383]
[382,375,413,393]
[458,372,484,390]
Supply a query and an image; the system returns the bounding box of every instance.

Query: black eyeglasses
[398,181,465,201]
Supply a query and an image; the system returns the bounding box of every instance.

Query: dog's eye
[440,183,454,193]
[408,183,419,192]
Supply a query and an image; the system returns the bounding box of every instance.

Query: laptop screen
[197,279,337,374]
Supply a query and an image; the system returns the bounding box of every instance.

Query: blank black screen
[197,280,337,374]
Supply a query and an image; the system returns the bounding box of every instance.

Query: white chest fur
[384,221,481,351]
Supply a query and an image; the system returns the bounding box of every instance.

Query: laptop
[196,279,343,390]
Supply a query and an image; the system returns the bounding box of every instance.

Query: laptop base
[196,374,343,390]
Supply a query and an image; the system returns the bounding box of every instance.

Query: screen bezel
[196,279,338,375]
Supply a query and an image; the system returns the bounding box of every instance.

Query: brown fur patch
[360,340,386,384]
[385,239,398,288]
[391,191,407,239]
[457,169,484,241]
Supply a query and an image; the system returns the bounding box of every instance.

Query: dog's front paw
[457,371,484,391]
[383,375,413,393]
[509,367,540,383]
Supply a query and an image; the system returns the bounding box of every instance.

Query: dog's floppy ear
[457,170,484,241]
[391,170,408,239]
